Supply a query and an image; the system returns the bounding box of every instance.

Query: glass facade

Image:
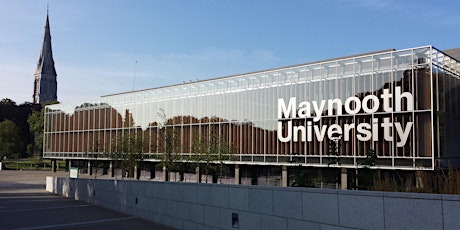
[43,46,460,170]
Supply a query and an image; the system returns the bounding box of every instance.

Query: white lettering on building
[277,86,413,147]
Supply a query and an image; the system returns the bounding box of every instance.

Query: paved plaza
[0,170,174,230]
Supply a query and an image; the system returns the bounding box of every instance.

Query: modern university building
[43,45,460,187]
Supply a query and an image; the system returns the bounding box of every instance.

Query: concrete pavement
[0,170,175,230]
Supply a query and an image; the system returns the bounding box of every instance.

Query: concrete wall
[46,177,460,230]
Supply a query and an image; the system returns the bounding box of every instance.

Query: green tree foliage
[157,108,183,181]
[355,149,378,190]
[0,120,22,160]
[289,166,315,187]
[27,101,58,157]
[191,124,236,183]
[0,98,16,106]
[106,109,147,178]
[27,109,44,156]
[162,127,182,176]
[0,98,40,158]
[109,129,147,178]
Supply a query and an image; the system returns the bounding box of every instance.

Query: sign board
[69,167,79,179]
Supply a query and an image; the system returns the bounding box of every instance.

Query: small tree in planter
[191,122,236,183]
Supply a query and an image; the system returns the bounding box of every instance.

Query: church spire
[35,12,56,76]
[33,10,57,104]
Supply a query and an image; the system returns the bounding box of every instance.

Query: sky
[1,0,459,104]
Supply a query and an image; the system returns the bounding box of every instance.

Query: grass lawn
[2,158,66,171]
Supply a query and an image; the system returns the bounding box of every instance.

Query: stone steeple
[33,11,57,104]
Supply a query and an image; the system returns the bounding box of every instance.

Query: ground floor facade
[56,159,360,189]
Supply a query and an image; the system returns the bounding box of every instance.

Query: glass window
[393,50,413,69]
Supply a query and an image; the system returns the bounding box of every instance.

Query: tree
[0,98,16,106]
[109,130,145,178]
[0,120,22,160]
[27,109,44,157]
[157,108,182,181]
[27,101,57,157]
[356,149,378,190]
[0,98,40,158]
[289,165,315,187]
[191,124,236,183]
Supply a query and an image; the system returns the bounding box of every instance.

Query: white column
[234,164,240,185]
[341,168,348,190]
[51,159,56,172]
[282,166,288,187]
[87,161,92,175]
[416,171,424,189]
[195,166,201,183]
[109,161,113,177]
[162,165,168,181]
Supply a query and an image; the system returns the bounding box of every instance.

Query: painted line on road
[13,216,137,230]
[0,204,92,213]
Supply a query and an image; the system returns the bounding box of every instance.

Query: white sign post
[69,167,79,179]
